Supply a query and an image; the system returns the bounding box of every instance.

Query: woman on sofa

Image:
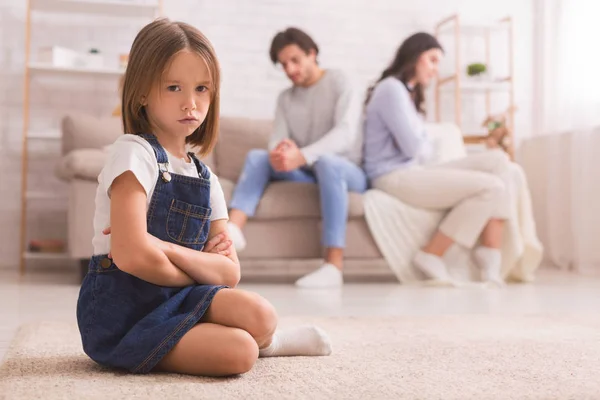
[363,32,513,286]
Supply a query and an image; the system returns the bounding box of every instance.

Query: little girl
[76,18,331,377]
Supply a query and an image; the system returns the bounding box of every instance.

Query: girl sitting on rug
[363,32,517,286]
[76,18,331,377]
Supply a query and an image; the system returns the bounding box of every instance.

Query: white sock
[259,326,332,357]
[295,263,343,288]
[473,246,504,286]
[227,222,246,252]
[413,251,452,282]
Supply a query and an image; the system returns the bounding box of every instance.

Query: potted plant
[466,62,488,80]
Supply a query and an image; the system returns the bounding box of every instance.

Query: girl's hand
[203,233,233,256]
[102,227,113,258]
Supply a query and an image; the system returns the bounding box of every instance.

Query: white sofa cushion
[55,148,108,182]
[424,122,467,164]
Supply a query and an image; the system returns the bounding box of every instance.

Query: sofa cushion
[55,148,107,182]
[233,219,380,260]
[189,147,217,174]
[219,178,364,219]
[58,112,217,181]
[61,113,123,155]
[213,118,466,184]
[424,122,467,164]
[219,177,235,204]
[57,147,216,183]
[214,117,272,182]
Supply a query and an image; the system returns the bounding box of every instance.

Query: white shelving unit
[24,251,73,260]
[436,21,510,36]
[26,128,62,140]
[20,0,163,274]
[26,191,68,201]
[438,79,512,93]
[434,14,516,159]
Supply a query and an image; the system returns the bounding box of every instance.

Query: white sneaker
[295,263,343,289]
[227,222,247,252]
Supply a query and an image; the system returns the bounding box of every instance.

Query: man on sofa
[227,27,366,289]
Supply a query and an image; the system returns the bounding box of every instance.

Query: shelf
[26,191,68,201]
[30,0,160,18]
[438,77,511,93]
[20,0,163,274]
[27,129,62,140]
[23,251,70,260]
[463,135,488,144]
[28,62,125,76]
[436,19,511,36]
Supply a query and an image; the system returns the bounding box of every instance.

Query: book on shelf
[28,239,66,253]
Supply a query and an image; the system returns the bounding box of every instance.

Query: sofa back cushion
[187,145,217,173]
[60,115,465,184]
[214,116,273,181]
[212,118,465,182]
[61,113,123,155]
[424,122,467,164]
[61,112,217,173]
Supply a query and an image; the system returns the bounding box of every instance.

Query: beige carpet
[1,315,600,400]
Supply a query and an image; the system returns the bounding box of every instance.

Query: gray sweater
[362,77,432,180]
[269,69,362,166]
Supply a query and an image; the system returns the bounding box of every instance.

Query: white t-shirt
[92,134,228,255]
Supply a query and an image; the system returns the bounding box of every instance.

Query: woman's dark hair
[365,32,443,114]
[269,27,319,64]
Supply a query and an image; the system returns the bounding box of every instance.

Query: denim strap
[136,133,168,164]
[188,152,210,180]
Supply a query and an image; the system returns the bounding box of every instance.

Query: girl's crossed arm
[109,171,238,287]
[162,219,241,288]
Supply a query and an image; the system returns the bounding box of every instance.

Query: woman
[363,32,512,285]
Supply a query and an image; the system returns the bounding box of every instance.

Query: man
[227,27,366,288]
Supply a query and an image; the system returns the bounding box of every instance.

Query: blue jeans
[230,149,368,248]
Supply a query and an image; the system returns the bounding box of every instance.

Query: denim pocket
[166,198,211,245]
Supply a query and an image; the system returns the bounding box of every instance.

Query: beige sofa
[56,113,394,282]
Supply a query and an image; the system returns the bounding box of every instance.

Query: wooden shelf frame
[434,14,516,159]
[19,0,163,273]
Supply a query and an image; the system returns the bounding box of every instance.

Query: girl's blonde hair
[122,18,221,157]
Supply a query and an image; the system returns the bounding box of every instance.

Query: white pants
[372,150,512,248]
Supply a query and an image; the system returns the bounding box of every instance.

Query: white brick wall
[0,0,533,270]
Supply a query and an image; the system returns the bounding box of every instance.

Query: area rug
[1,315,599,400]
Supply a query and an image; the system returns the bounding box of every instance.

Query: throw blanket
[363,162,544,284]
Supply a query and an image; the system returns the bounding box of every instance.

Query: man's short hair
[269,27,319,64]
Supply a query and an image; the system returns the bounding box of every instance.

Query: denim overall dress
[76,133,226,374]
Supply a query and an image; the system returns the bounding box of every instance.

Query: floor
[1,267,599,361]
